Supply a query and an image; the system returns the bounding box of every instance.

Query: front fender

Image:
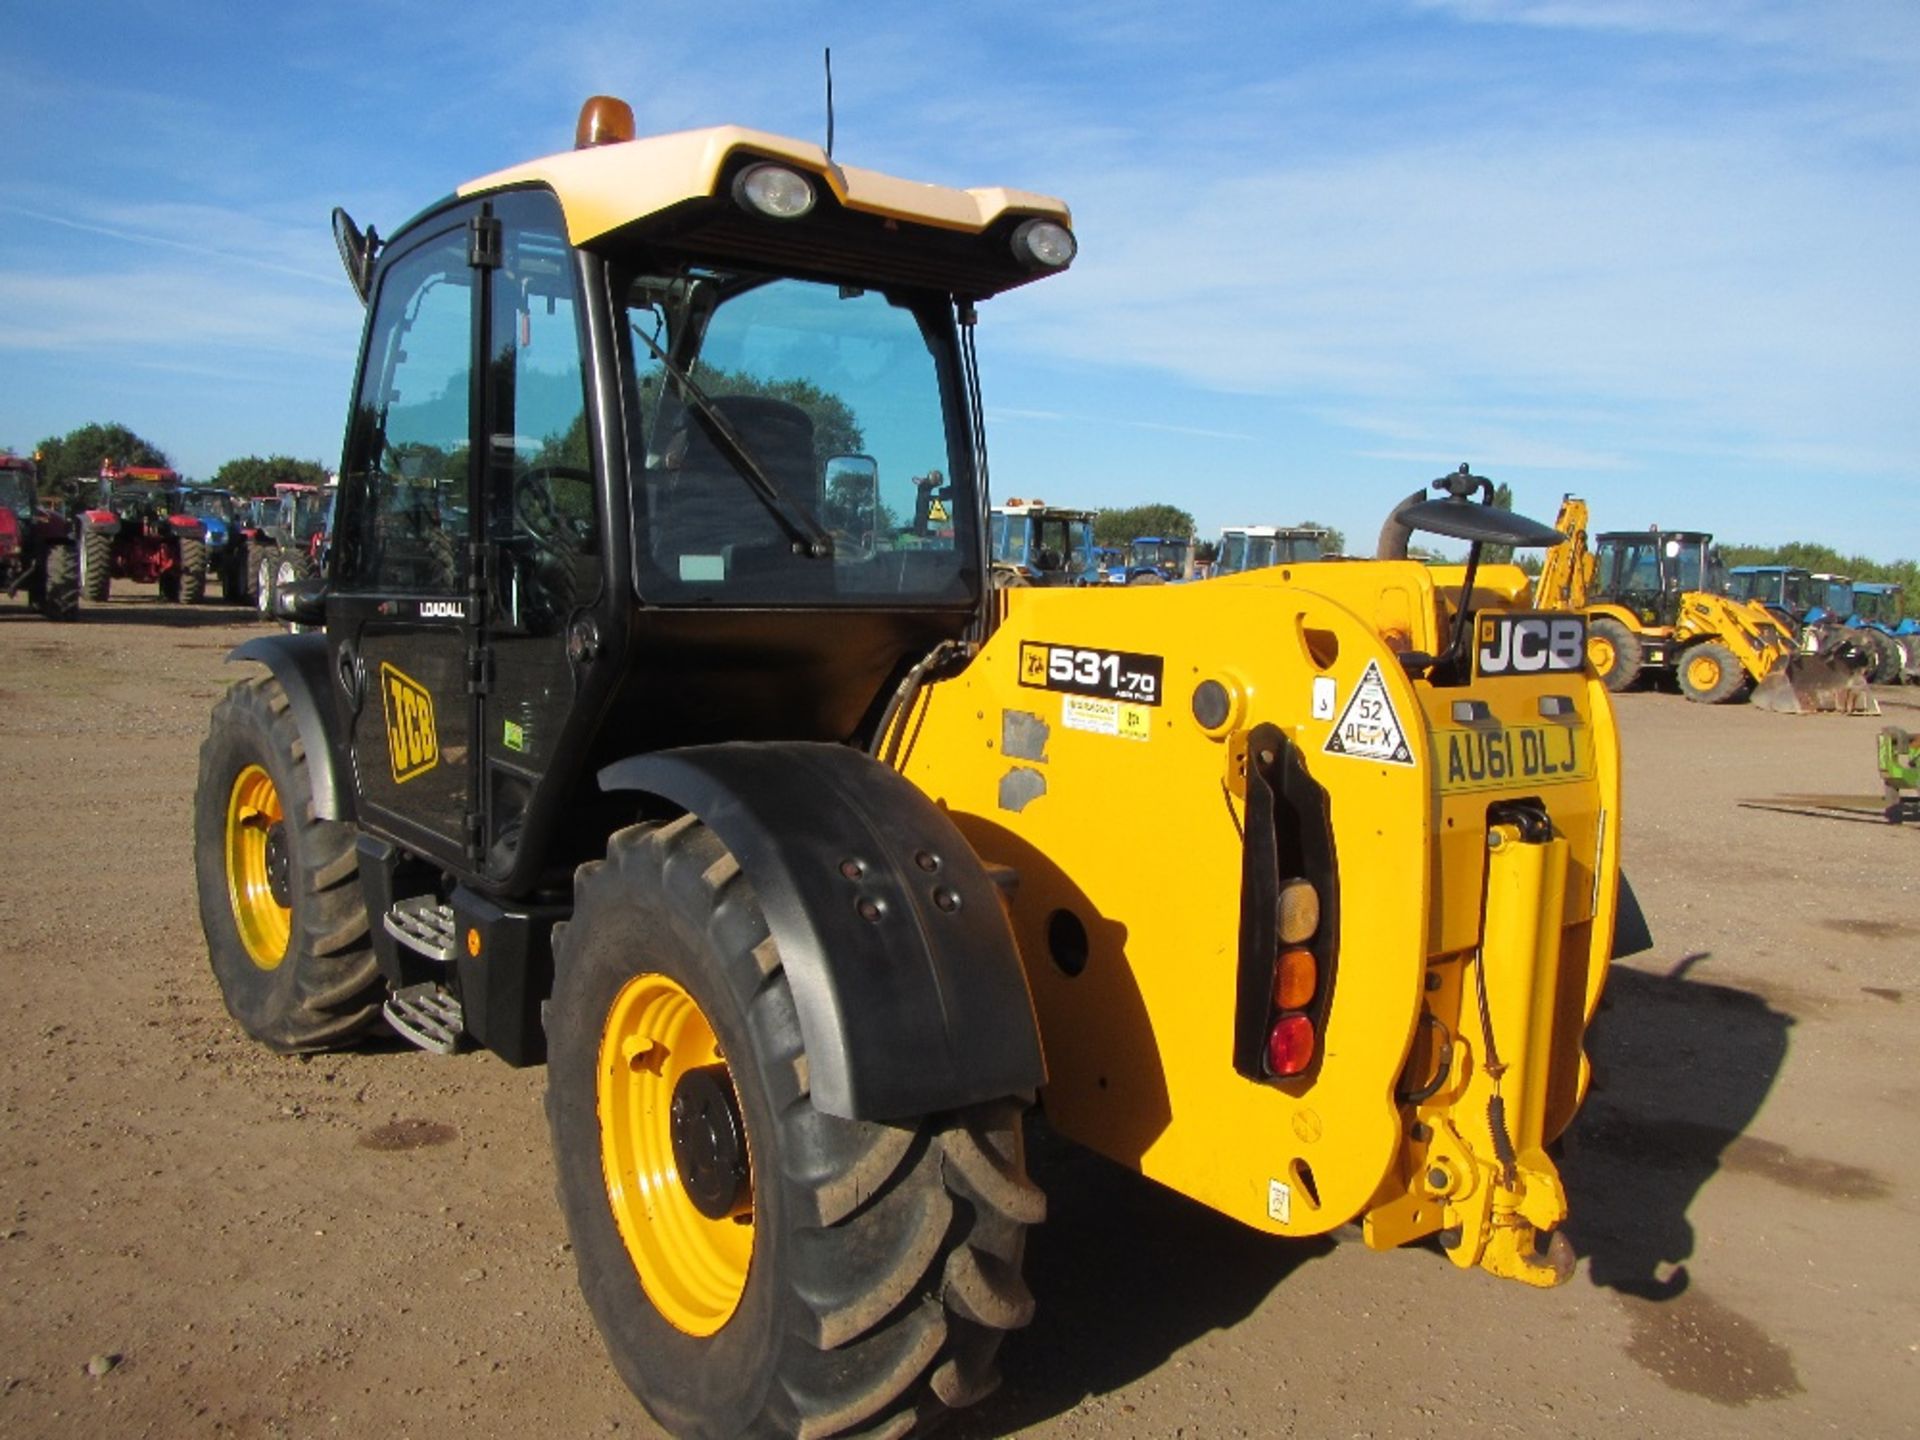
[229,633,351,822]
[600,742,1045,1122]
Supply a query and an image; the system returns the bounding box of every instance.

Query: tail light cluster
[1265,880,1322,1077]
[1229,722,1336,1086]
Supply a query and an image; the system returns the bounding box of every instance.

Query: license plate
[1436,723,1591,794]
[1474,612,1587,678]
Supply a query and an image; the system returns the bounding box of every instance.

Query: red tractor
[0,453,79,621]
[77,462,209,603]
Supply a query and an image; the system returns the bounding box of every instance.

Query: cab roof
[459,124,1070,249]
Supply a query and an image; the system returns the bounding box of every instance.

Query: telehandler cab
[195,97,1632,1440]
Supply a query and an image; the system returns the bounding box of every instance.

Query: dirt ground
[2,590,1916,1440]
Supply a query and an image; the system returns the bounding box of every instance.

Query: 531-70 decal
[1018,641,1163,706]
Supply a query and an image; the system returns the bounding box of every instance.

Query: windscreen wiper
[630,322,834,559]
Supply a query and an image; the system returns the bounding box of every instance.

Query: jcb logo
[380,663,440,783]
[1476,613,1586,677]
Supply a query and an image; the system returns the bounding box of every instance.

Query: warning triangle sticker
[1323,659,1414,766]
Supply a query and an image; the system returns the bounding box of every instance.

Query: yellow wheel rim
[1588,634,1616,675]
[598,973,753,1335]
[1687,654,1720,691]
[225,764,291,970]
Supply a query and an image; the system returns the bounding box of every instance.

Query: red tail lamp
[1266,1013,1317,1077]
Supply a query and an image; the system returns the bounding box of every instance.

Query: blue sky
[4,1,1916,557]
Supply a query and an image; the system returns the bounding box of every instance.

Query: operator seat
[652,395,818,582]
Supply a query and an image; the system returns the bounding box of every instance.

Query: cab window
[335,227,474,593]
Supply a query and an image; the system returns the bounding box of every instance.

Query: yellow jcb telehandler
[193,100,1638,1440]
[1532,497,1866,711]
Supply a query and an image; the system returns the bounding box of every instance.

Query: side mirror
[331,207,380,307]
[824,453,880,540]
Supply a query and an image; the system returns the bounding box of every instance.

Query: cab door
[327,209,487,866]
[470,191,602,873]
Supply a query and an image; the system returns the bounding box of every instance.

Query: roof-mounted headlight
[1011,218,1076,270]
[733,163,817,220]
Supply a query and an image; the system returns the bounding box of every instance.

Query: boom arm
[1532,497,1592,611]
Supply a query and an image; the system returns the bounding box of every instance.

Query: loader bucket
[1750,652,1881,715]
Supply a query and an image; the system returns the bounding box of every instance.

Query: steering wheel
[513,465,592,546]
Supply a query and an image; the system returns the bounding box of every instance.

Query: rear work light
[733,163,817,219]
[1010,218,1076,270]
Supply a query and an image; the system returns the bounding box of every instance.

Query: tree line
[21,421,330,504]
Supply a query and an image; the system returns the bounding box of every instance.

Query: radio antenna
[824,47,836,158]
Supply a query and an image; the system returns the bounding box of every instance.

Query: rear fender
[228,633,352,821]
[599,743,1045,1122]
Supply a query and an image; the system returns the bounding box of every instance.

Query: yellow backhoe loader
[1533,497,1871,712]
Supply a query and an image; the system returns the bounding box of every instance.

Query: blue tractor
[181,486,256,604]
[1726,563,1818,629]
[1124,534,1190,584]
[1850,581,1915,683]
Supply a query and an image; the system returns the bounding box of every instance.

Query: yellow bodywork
[890,561,1622,1285]
[459,124,1070,248]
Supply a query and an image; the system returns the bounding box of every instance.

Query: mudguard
[228,632,352,822]
[600,742,1046,1122]
[1611,871,1653,960]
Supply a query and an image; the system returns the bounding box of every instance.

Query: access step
[383,982,464,1054]
[385,896,457,963]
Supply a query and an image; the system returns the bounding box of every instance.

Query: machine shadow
[1558,955,1793,1300]
[956,1122,1328,1437]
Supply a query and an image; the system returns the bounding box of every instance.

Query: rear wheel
[193,673,383,1050]
[179,536,208,604]
[1677,641,1746,704]
[1866,631,1902,686]
[36,543,79,621]
[81,530,111,602]
[1586,616,1641,691]
[547,818,1040,1440]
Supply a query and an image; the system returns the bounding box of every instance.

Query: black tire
[193,673,383,1051]
[1587,616,1641,691]
[1676,641,1746,704]
[82,530,112,602]
[179,536,208,604]
[1867,631,1902,687]
[36,543,79,621]
[1128,571,1167,585]
[221,543,251,605]
[547,818,1041,1440]
[256,549,280,616]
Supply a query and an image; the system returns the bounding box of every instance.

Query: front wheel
[82,530,112,602]
[37,543,79,621]
[1587,616,1642,691]
[547,818,1041,1440]
[179,536,208,604]
[193,673,383,1050]
[1677,641,1746,704]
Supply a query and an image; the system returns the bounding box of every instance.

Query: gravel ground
[2,590,1915,1439]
